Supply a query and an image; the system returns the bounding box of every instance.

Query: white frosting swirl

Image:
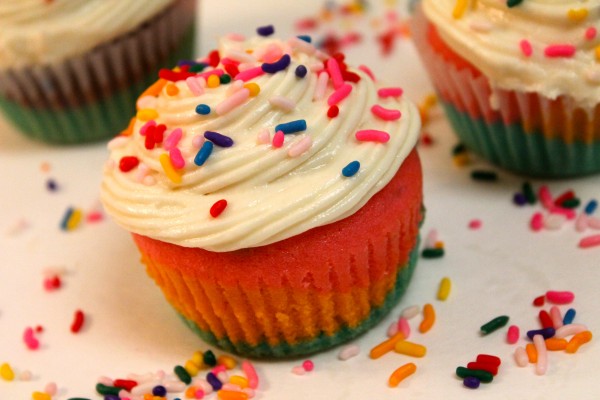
[0,0,172,69]
[422,0,600,109]
[101,36,420,252]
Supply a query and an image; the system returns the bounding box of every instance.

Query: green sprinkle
[189,63,207,73]
[174,365,192,384]
[522,181,536,204]
[452,143,467,155]
[203,349,217,367]
[506,0,524,7]
[480,315,509,335]
[456,367,494,383]
[422,248,445,259]
[67,398,92,400]
[95,383,120,396]
[561,198,580,209]
[220,74,232,84]
[471,170,498,182]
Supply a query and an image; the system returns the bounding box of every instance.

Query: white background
[1,1,599,399]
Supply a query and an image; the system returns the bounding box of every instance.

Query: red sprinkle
[210,199,228,218]
[43,275,61,291]
[70,310,85,333]
[158,68,196,82]
[327,105,340,118]
[35,325,44,333]
[475,354,501,367]
[208,50,221,68]
[114,379,138,392]
[466,361,498,376]
[533,295,545,307]
[119,156,139,172]
[539,310,554,329]
[553,190,575,207]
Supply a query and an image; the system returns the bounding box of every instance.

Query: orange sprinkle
[121,117,136,136]
[452,0,468,19]
[166,83,180,96]
[526,343,538,363]
[138,79,167,104]
[566,330,593,353]
[218,390,248,400]
[369,332,405,359]
[545,338,567,351]
[419,303,435,333]
[388,362,417,387]
[185,386,198,398]
[218,355,237,369]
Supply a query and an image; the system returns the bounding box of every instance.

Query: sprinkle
[257,128,270,144]
[342,161,360,177]
[507,325,520,344]
[235,67,265,82]
[328,83,353,106]
[584,200,598,214]
[355,129,390,143]
[370,332,405,359]
[471,170,498,181]
[205,131,234,148]
[139,119,156,136]
[468,219,482,229]
[210,200,228,218]
[533,334,548,375]
[291,366,305,375]
[455,367,493,383]
[539,310,554,329]
[452,0,468,19]
[272,131,285,148]
[153,385,167,397]
[520,40,533,57]
[244,83,260,97]
[338,344,360,361]
[371,104,401,121]
[216,88,250,115]
[545,337,568,351]
[302,360,314,372]
[0,363,15,381]
[241,361,259,390]
[530,212,544,231]
[70,309,85,333]
[169,148,185,169]
[137,109,158,121]
[288,36,316,55]
[388,363,416,387]
[421,247,444,258]
[566,331,593,353]
[220,74,232,84]
[193,135,205,148]
[466,362,498,376]
[288,136,313,157]
[579,233,600,248]
[196,104,211,115]
[463,377,480,389]
[377,87,403,98]
[480,315,509,335]
[257,24,274,36]
[398,317,411,339]
[567,8,589,22]
[545,44,576,58]
[546,290,574,304]
[174,365,192,384]
[295,65,308,78]
[326,58,344,89]
[31,392,51,400]
[526,343,538,363]
[419,303,435,333]
[166,83,179,96]
[269,96,296,111]
[23,327,39,350]
[186,76,205,96]
[207,74,221,88]
[218,390,248,400]
[437,277,451,301]
[507,0,524,7]
[327,105,339,118]
[526,327,555,340]
[585,27,597,40]
[550,306,564,329]
[164,128,183,151]
[563,308,576,325]
[401,305,420,320]
[46,178,58,192]
[358,65,375,81]
[159,153,182,184]
[313,71,329,101]
[262,54,291,74]
[204,350,218,367]
[555,323,589,338]
[394,341,427,358]
[514,346,528,367]
[275,119,307,134]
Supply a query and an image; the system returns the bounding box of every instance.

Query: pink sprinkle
[546,290,575,305]
[45,382,57,396]
[550,306,563,329]
[576,214,588,232]
[555,323,588,338]
[192,135,205,148]
[398,317,411,339]
[387,321,399,337]
[530,212,544,231]
[549,206,576,220]
[538,185,554,209]
[302,360,314,372]
[272,130,285,148]
[327,83,353,106]
[585,27,597,40]
[507,325,519,344]
[186,76,204,96]
[544,44,576,58]
[262,44,284,63]
[326,58,345,89]
[226,33,245,41]
[242,360,259,389]
[468,219,482,229]
[533,334,548,375]
[235,67,265,82]
[355,129,390,143]
[164,128,183,151]
[215,88,250,115]
[195,388,205,399]
[358,65,376,81]
[169,148,185,169]
[288,36,316,55]
[86,211,104,223]
[520,39,533,57]
[257,128,270,144]
[313,71,329,101]
[212,365,227,375]
[371,104,401,121]
[140,120,156,136]
[377,87,403,99]
[588,216,600,229]
[287,136,312,157]
[23,327,39,350]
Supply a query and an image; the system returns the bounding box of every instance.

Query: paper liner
[412,5,600,177]
[130,150,423,358]
[0,0,196,144]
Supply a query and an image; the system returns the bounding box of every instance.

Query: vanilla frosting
[100,35,420,252]
[422,0,600,109]
[0,0,172,69]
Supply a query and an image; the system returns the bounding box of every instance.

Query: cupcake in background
[412,0,600,178]
[101,31,423,357]
[0,0,196,145]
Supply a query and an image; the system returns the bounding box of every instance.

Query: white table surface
[1,1,599,399]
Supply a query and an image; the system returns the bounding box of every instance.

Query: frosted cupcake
[412,0,600,177]
[101,31,422,357]
[0,0,196,144]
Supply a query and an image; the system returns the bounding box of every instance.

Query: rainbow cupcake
[101,31,422,357]
[412,1,600,177]
[0,0,196,145]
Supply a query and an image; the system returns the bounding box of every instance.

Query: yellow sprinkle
[32,392,51,400]
[191,350,204,368]
[594,45,600,61]
[437,277,451,301]
[453,153,471,167]
[67,208,82,231]
[0,363,15,381]
[452,0,468,19]
[567,8,588,22]
[217,355,238,370]
[166,83,180,96]
[184,360,200,377]
[369,332,405,359]
[137,108,158,122]
[388,362,417,387]
[394,340,427,357]
[229,375,249,388]
[159,153,182,184]
[243,82,260,97]
[207,74,221,88]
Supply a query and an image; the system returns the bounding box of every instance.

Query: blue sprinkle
[526,327,555,340]
[257,24,275,37]
[463,376,480,389]
[194,141,214,166]
[275,119,307,134]
[60,207,74,230]
[206,372,223,391]
[297,35,312,43]
[46,178,58,192]
[195,104,211,115]
[513,192,527,206]
[584,200,598,215]
[104,396,120,400]
[563,308,576,325]
[342,161,360,177]
[295,65,308,78]
[152,385,167,397]
[204,131,234,147]
[262,54,291,74]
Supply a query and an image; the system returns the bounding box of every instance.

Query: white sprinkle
[387,321,399,337]
[225,49,256,64]
[469,19,493,32]
[338,344,360,361]
[136,95,157,110]
[163,380,186,392]
[257,128,271,144]
[401,305,420,320]
[313,71,329,101]
[291,366,306,375]
[269,96,296,112]
[544,213,566,230]
[514,346,528,367]
[555,323,588,338]
[288,136,313,158]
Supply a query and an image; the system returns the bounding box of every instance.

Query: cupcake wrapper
[412,6,600,178]
[0,0,196,144]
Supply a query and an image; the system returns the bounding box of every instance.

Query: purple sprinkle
[463,376,480,389]
[46,178,58,192]
[513,192,527,206]
[262,54,291,74]
[152,385,167,397]
[295,65,308,78]
[257,25,275,36]
[206,372,223,390]
[204,131,234,147]
[527,327,555,340]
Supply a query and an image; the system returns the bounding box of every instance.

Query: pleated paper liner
[0,0,196,145]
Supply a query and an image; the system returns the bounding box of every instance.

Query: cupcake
[101,31,422,357]
[412,1,600,177]
[0,0,196,145]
